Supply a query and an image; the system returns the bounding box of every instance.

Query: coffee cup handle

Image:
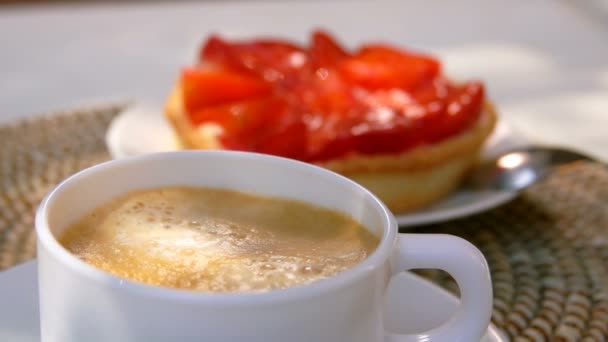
[385,234,493,342]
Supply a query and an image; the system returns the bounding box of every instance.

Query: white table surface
[1,0,607,160]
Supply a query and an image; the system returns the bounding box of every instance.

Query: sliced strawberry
[410,77,454,104]
[306,68,354,114]
[446,81,484,128]
[254,116,308,159]
[187,33,484,162]
[181,67,271,112]
[424,81,485,142]
[309,30,348,69]
[339,45,440,91]
[200,35,233,67]
[305,112,360,161]
[201,35,308,81]
[187,97,275,139]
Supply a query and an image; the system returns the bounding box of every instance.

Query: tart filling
[176,31,487,163]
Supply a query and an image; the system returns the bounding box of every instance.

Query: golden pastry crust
[165,86,224,150]
[165,82,497,213]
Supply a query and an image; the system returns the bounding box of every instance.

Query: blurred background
[1,0,607,159]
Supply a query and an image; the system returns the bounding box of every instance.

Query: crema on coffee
[60,187,379,293]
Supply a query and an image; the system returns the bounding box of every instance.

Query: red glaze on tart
[180,31,485,162]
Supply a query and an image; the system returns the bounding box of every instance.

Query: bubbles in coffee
[60,187,379,292]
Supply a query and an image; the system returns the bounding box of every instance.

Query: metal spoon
[465,146,599,192]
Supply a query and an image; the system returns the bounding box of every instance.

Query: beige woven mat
[413,162,608,341]
[1,105,607,341]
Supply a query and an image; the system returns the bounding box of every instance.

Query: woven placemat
[1,106,607,341]
[412,161,608,341]
[0,105,123,268]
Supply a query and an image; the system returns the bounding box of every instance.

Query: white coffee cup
[36,151,492,342]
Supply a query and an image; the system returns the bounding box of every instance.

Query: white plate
[0,261,506,342]
[105,104,527,227]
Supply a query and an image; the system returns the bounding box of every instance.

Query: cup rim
[35,150,397,305]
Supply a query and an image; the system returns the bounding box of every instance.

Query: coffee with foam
[60,187,379,292]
